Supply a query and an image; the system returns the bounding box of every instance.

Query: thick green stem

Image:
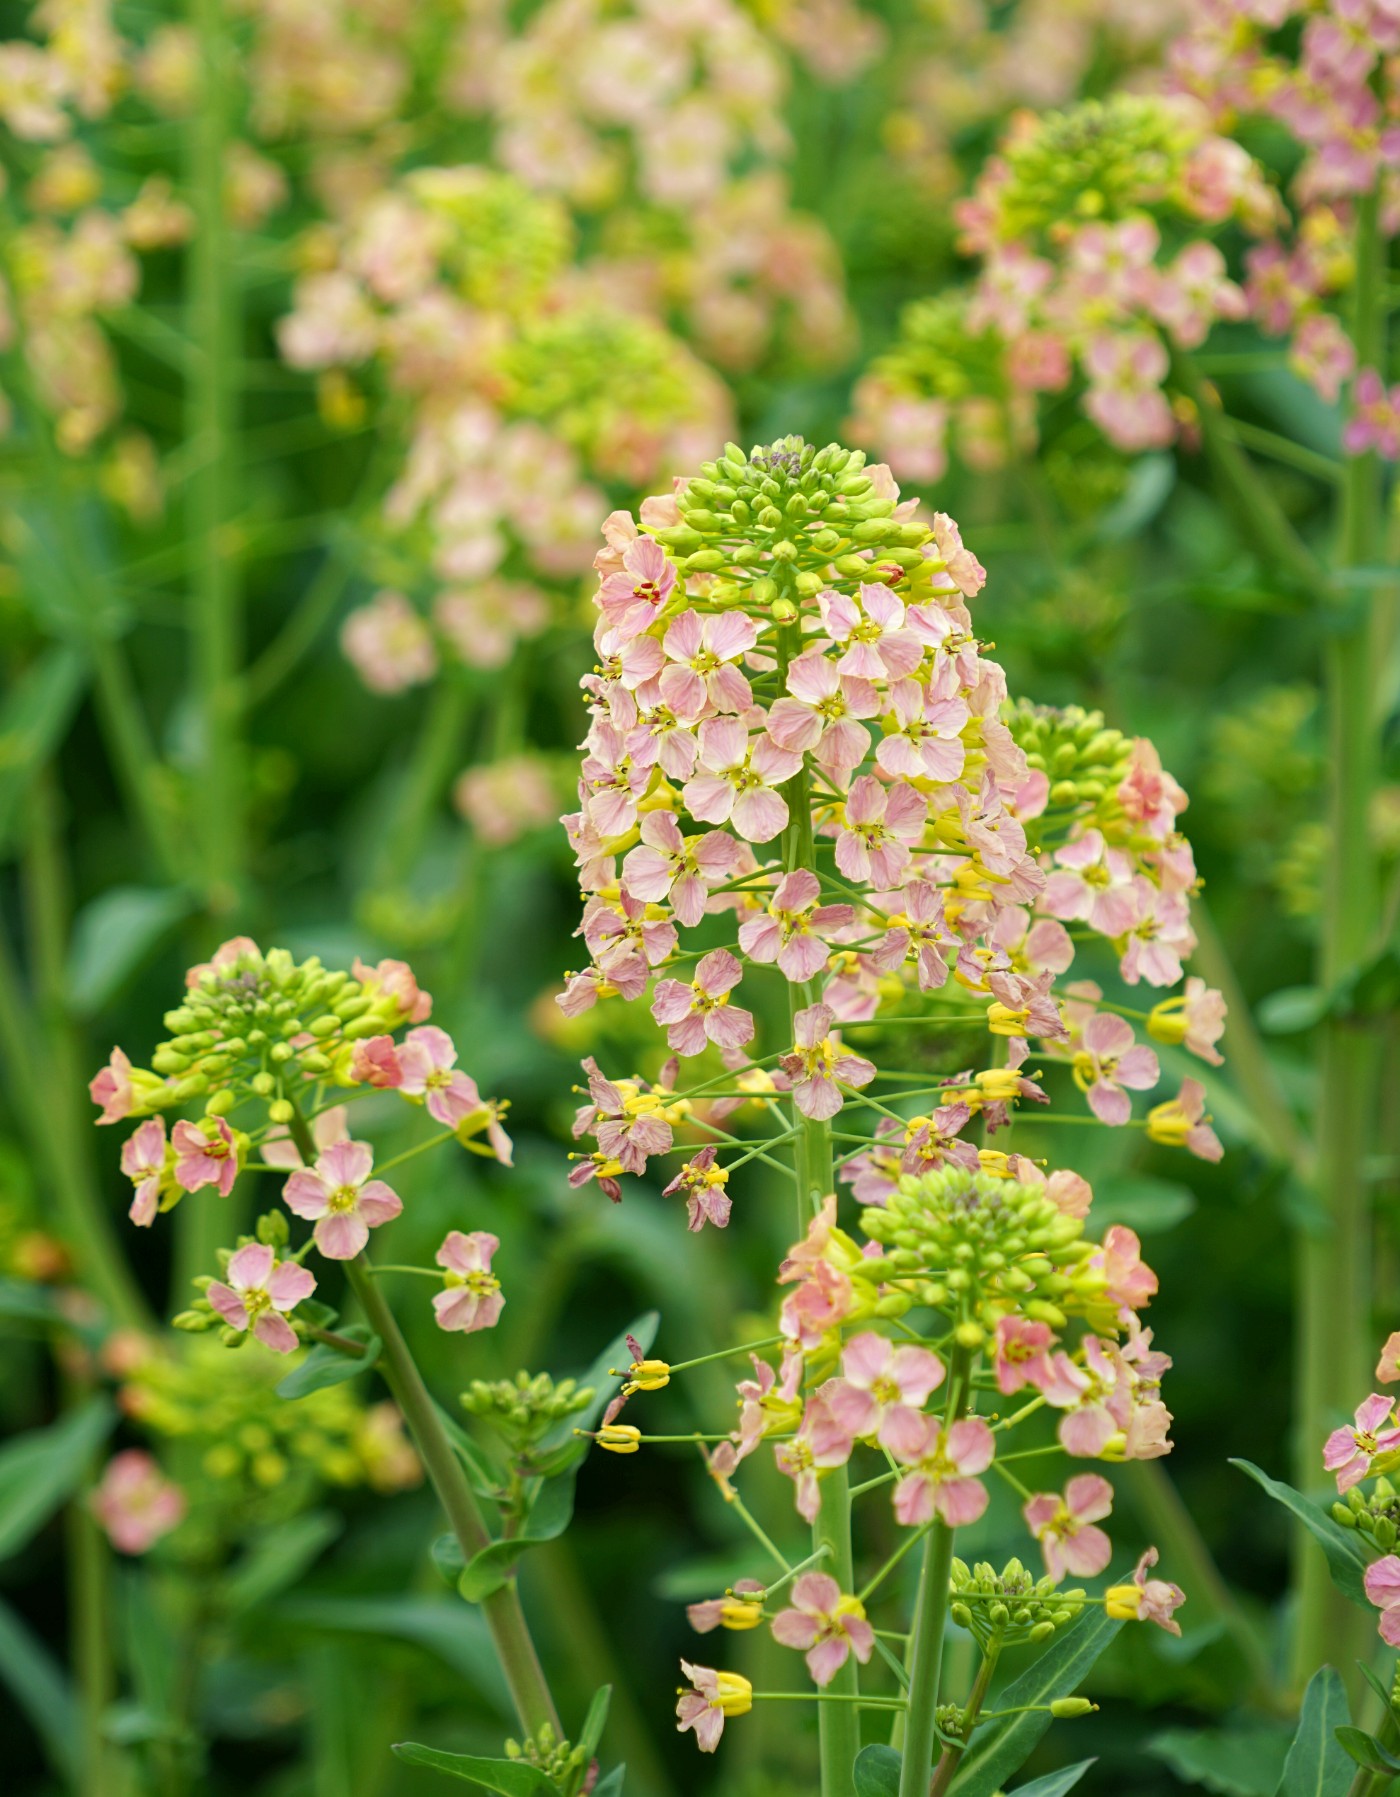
[1295,187,1387,1692]
[188,0,242,904]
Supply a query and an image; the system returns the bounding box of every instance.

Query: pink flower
[397,1027,492,1138]
[1148,977,1227,1066]
[1365,1555,1400,1647]
[1117,740,1188,839]
[651,949,754,1057]
[1051,1337,1130,1457]
[597,536,676,641]
[622,813,739,927]
[90,1451,186,1554]
[682,718,800,844]
[871,881,954,992]
[1041,831,1138,938]
[875,677,969,783]
[1072,1014,1160,1125]
[1023,1475,1115,1580]
[892,1416,995,1527]
[1146,1079,1224,1162]
[581,721,650,838]
[582,889,677,972]
[572,1058,674,1174]
[927,512,986,599]
[766,651,879,772]
[834,775,927,887]
[779,1002,876,1120]
[1343,368,1400,460]
[1324,1393,1400,1493]
[433,1230,504,1333]
[1289,312,1356,404]
[993,1316,1060,1397]
[1118,881,1195,988]
[775,1393,856,1521]
[737,869,854,983]
[282,1139,403,1260]
[659,609,758,714]
[121,1118,168,1227]
[352,957,432,1024]
[1082,332,1175,452]
[172,1117,239,1197]
[770,1572,875,1686]
[208,1243,316,1353]
[675,1661,751,1753]
[351,1034,404,1088]
[1120,1547,1186,1635]
[823,1331,945,1455]
[341,591,438,694]
[1378,1333,1400,1385]
[663,1146,732,1231]
[818,583,923,682]
[1091,1225,1159,1313]
[90,1047,135,1124]
[687,1579,765,1634]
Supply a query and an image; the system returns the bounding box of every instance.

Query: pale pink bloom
[582,889,677,972]
[622,813,739,927]
[1147,241,1247,348]
[1073,1013,1160,1125]
[90,1451,186,1554]
[1343,367,1400,459]
[775,1391,855,1520]
[870,881,954,991]
[1041,830,1137,937]
[90,1047,135,1123]
[1119,881,1195,988]
[1325,1393,1400,1493]
[433,1230,504,1333]
[993,1316,1060,1397]
[596,537,676,641]
[1082,332,1176,452]
[770,1572,876,1686]
[891,1416,995,1527]
[282,1139,403,1260]
[350,1035,403,1089]
[572,1058,674,1175]
[396,1027,487,1135]
[780,1257,858,1353]
[659,609,758,714]
[767,651,879,772]
[737,869,854,983]
[682,718,800,843]
[1024,1474,1115,1580]
[1092,1225,1159,1313]
[927,512,987,599]
[341,591,438,694]
[172,1117,239,1196]
[1127,1547,1186,1635]
[352,957,432,1025]
[735,1346,805,1461]
[1052,1337,1130,1456]
[1118,739,1188,838]
[651,949,754,1057]
[876,677,969,782]
[818,583,923,682]
[1378,1333,1400,1384]
[780,1002,876,1120]
[580,721,650,838]
[121,1118,167,1226]
[1148,1078,1224,1163]
[676,1661,747,1753]
[1150,976,1226,1065]
[1289,312,1356,403]
[824,1331,945,1455]
[835,775,927,886]
[208,1243,316,1353]
[555,954,649,1020]
[1365,1555,1400,1646]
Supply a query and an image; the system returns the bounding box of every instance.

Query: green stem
[369,677,472,892]
[929,1640,1000,1797]
[65,1380,114,1797]
[1346,1703,1400,1797]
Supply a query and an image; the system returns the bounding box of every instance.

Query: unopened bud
[1050,1698,1097,1719]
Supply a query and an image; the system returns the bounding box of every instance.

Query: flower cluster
[1329,1339,1400,1648]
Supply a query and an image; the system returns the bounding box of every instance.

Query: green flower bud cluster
[503,1723,592,1795]
[460,1371,596,1450]
[860,1168,1095,1333]
[147,942,406,1127]
[1333,1475,1400,1551]
[655,435,931,600]
[1005,701,1139,845]
[948,1557,1086,1652]
[990,96,1200,240]
[864,293,1008,410]
[404,167,573,314]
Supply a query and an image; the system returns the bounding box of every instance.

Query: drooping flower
[651,949,755,1057]
[663,1145,732,1231]
[1146,1079,1223,1162]
[89,1047,164,1125]
[891,1416,995,1527]
[1023,1474,1115,1580]
[770,1572,875,1686]
[208,1243,316,1353]
[1324,1394,1400,1493]
[90,1451,186,1554]
[676,1661,752,1753]
[282,1139,404,1260]
[687,1579,766,1634]
[1146,978,1227,1066]
[1090,1225,1158,1314]
[433,1230,504,1333]
[1105,1547,1185,1635]
[779,1002,876,1120]
[172,1117,240,1196]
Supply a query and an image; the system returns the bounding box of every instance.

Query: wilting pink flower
[892,1416,995,1527]
[871,881,954,992]
[818,583,923,681]
[90,1451,185,1554]
[121,1118,167,1227]
[651,949,754,1057]
[433,1230,504,1333]
[663,1146,732,1232]
[682,718,800,843]
[352,957,432,1024]
[1365,1556,1400,1646]
[675,1661,751,1753]
[738,869,853,983]
[779,1003,876,1120]
[1325,1394,1400,1493]
[172,1117,239,1196]
[1024,1475,1115,1580]
[1072,1014,1159,1125]
[622,813,739,927]
[659,609,758,714]
[835,775,927,886]
[993,1316,1059,1397]
[208,1243,316,1352]
[1148,977,1226,1065]
[1146,1079,1223,1162]
[1120,1547,1186,1635]
[1091,1225,1158,1313]
[875,677,969,783]
[687,1578,765,1634]
[927,512,986,598]
[1041,831,1137,937]
[572,1058,674,1175]
[90,1047,136,1124]
[397,1027,486,1133]
[583,888,677,971]
[824,1331,945,1454]
[767,651,879,772]
[282,1139,403,1260]
[342,591,438,694]
[771,1572,875,1686]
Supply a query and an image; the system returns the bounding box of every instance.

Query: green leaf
[948,1609,1123,1797]
[1278,1667,1353,1797]
[528,1311,660,1479]
[1356,1661,1393,1714]
[1334,1728,1400,1774]
[1229,1461,1371,1608]
[458,1469,576,1602]
[591,1769,625,1797]
[1091,1174,1197,1234]
[274,1596,512,1718]
[853,1743,901,1796]
[66,885,193,1015]
[276,1326,381,1399]
[0,1595,79,1782]
[578,1685,612,1760]
[0,1398,115,1561]
[1149,1727,1290,1795]
[0,646,87,860]
[1014,1763,1096,1797]
[222,1511,342,1612]
[1257,987,1328,1035]
[391,1742,559,1792]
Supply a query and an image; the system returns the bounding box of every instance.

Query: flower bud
[597,1424,642,1454]
[1050,1698,1097,1718]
